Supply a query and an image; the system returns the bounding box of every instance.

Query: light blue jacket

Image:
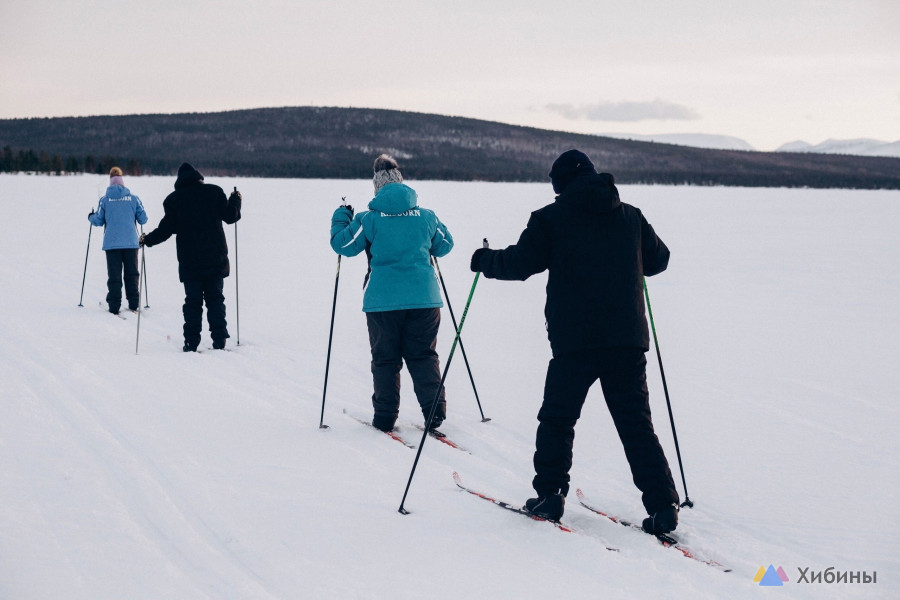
[89,185,148,250]
[330,183,453,312]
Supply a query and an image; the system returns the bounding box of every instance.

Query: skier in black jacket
[470,149,680,533]
[141,162,242,352]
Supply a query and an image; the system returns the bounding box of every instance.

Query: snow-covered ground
[1,173,897,599]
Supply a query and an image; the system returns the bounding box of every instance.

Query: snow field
[1,173,898,599]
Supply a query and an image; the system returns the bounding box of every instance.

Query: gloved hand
[470,247,489,272]
[139,233,146,247]
[340,204,354,218]
[229,189,242,202]
[89,209,95,218]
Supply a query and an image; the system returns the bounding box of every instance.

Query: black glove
[229,189,242,202]
[470,247,489,272]
[139,233,146,247]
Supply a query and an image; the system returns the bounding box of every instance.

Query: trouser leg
[367,311,403,428]
[402,308,445,424]
[183,280,203,347]
[599,349,679,513]
[104,250,124,311]
[533,354,596,497]
[122,249,140,310]
[203,277,228,342]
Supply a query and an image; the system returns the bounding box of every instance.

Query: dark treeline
[0,145,143,175]
[2,107,899,189]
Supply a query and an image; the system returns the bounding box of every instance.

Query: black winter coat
[473,173,669,356]
[143,165,241,282]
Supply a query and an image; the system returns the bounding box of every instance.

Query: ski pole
[432,256,490,422]
[233,187,240,346]
[140,224,149,308]
[643,277,693,508]
[320,197,347,429]
[399,239,487,515]
[135,243,146,355]
[78,214,93,306]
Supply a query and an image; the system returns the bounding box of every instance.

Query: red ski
[575,489,730,572]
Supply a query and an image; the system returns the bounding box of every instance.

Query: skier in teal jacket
[330,154,453,432]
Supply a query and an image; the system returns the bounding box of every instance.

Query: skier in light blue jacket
[88,166,148,314]
[330,154,453,432]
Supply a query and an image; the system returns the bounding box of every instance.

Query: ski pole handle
[483,238,489,248]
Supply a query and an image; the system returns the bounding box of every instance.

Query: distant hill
[2,107,899,189]
[776,138,900,159]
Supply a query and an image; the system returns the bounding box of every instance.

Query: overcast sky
[1,0,898,151]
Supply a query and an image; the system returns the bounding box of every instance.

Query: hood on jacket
[174,162,204,190]
[105,184,132,199]
[368,182,417,215]
[556,172,621,214]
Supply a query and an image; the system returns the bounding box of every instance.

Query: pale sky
[1,0,898,151]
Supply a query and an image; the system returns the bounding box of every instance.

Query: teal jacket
[330,183,453,312]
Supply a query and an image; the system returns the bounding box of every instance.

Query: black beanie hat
[549,149,596,194]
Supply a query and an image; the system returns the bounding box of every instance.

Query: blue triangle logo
[759,564,784,586]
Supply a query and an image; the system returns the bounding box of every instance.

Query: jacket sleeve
[222,189,241,224]
[88,198,105,226]
[134,196,148,226]
[640,214,670,277]
[329,208,368,257]
[475,211,551,281]
[430,216,453,257]
[142,199,175,247]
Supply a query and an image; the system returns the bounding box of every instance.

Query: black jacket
[143,165,241,282]
[473,173,669,356]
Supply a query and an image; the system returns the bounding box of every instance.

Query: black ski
[575,489,730,571]
[343,409,417,448]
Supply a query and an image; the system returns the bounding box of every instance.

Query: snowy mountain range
[606,132,900,158]
[775,138,900,158]
[601,133,755,151]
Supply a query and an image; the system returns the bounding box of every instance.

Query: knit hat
[549,149,596,194]
[373,153,403,192]
[109,166,124,186]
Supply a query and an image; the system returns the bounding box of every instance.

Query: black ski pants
[105,248,140,311]
[183,277,228,347]
[533,348,679,514]
[366,308,446,427]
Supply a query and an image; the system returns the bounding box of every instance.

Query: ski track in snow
[1,174,898,599]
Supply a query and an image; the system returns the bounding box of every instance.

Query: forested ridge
[2,106,899,189]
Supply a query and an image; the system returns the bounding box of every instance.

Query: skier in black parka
[470,149,680,533]
[141,162,241,351]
